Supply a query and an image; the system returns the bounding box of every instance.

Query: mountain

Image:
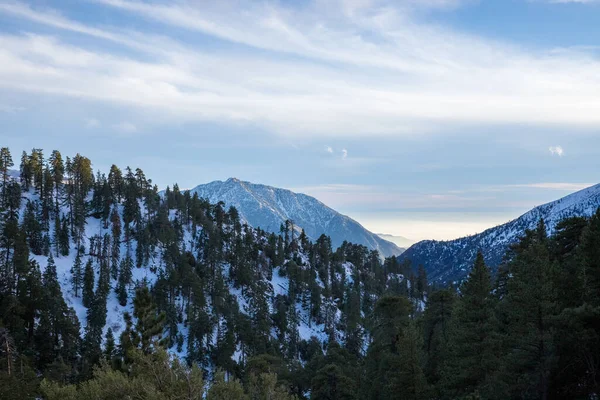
[376,233,414,249]
[186,178,403,257]
[399,183,600,283]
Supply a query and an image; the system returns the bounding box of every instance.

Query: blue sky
[1,0,599,241]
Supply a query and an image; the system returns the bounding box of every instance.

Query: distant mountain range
[187,178,403,257]
[376,233,414,249]
[399,183,600,283]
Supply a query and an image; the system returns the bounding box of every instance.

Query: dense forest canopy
[0,146,599,399]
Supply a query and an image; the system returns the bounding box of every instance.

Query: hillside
[0,148,423,396]
[399,183,600,283]
[185,178,403,257]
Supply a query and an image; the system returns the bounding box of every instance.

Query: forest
[0,146,599,399]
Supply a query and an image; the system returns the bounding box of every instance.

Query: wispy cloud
[549,146,564,156]
[325,145,334,154]
[342,149,348,159]
[0,1,599,138]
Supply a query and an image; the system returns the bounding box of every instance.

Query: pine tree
[124,287,166,355]
[59,216,69,256]
[390,320,428,400]
[82,259,94,308]
[108,165,123,202]
[29,148,44,194]
[69,154,93,246]
[110,206,121,279]
[0,147,14,208]
[48,150,64,217]
[364,295,413,399]
[500,221,559,399]
[37,254,81,373]
[207,370,247,400]
[422,288,455,392]
[70,247,84,297]
[311,364,357,400]
[19,150,32,191]
[117,249,133,306]
[23,200,43,255]
[441,251,499,399]
[104,328,115,362]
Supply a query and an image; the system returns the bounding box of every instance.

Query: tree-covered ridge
[2,146,600,399]
[0,146,425,399]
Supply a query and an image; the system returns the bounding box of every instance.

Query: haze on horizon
[1,0,599,242]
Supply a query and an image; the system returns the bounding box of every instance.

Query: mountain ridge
[185,177,403,257]
[399,183,600,283]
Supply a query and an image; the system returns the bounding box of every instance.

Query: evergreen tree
[0,147,14,208]
[207,370,247,400]
[110,206,121,280]
[422,288,455,392]
[363,295,413,399]
[247,372,298,400]
[48,150,64,217]
[104,328,115,362]
[70,247,84,297]
[499,221,559,399]
[117,249,133,306]
[58,216,69,256]
[82,259,94,308]
[441,252,500,399]
[391,320,428,400]
[311,364,357,400]
[19,150,32,191]
[122,287,166,355]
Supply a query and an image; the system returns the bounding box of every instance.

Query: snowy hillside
[185,178,403,257]
[400,183,600,283]
[1,144,429,389]
[27,191,333,359]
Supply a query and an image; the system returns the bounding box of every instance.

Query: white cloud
[114,121,138,134]
[342,149,348,159]
[549,146,564,156]
[86,118,100,128]
[325,146,334,154]
[0,1,599,137]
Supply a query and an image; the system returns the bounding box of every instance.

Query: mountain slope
[399,183,600,283]
[186,178,403,257]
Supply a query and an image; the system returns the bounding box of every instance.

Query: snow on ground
[270,266,289,297]
[22,185,360,363]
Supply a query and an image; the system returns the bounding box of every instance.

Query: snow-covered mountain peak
[187,178,403,257]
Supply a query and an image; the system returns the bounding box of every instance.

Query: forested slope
[2,147,600,399]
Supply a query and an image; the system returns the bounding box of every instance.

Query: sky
[0,0,599,241]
